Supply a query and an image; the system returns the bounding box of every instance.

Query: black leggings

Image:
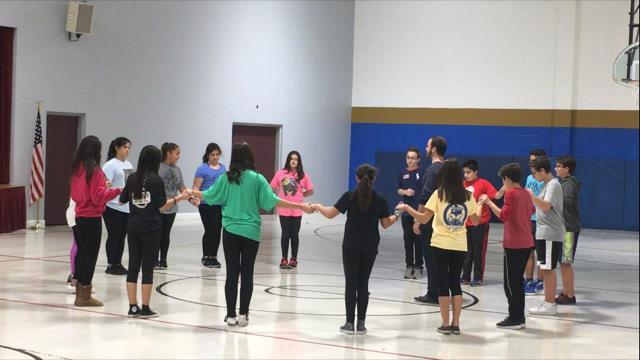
[420,220,438,298]
[343,248,377,323]
[431,246,466,297]
[158,213,177,261]
[504,248,531,322]
[74,217,102,286]
[127,230,161,284]
[222,230,260,317]
[280,216,302,259]
[103,206,129,265]
[402,216,423,268]
[199,204,222,258]
[462,223,490,281]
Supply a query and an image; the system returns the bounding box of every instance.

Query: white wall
[0,0,355,220]
[353,0,636,110]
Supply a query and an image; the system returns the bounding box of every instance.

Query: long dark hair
[161,142,179,161]
[202,143,222,163]
[284,150,305,182]
[72,135,102,185]
[355,164,376,211]
[131,145,161,198]
[227,143,256,184]
[437,159,470,205]
[107,137,131,161]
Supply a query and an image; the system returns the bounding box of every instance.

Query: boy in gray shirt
[528,156,565,316]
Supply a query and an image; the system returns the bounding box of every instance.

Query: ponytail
[355,164,376,211]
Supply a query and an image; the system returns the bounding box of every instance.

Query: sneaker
[201,256,210,267]
[529,302,558,316]
[534,280,545,294]
[237,314,249,327]
[279,258,290,269]
[209,257,221,268]
[460,277,470,285]
[437,325,452,335]
[412,267,423,280]
[154,262,162,271]
[224,315,238,326]
[496,317,526,329]
[158,260,167,270]
[356,320,367,335]
[128,304,141,318]
[524,280,537,296]
[414,295,439,305]
[555,293,577,305]
[138,307,159,319]
[288,258,298,268]
[106,264,128,276]
[404,266,414,279]
[450,325,461,335]
[470,280,483,287]
[339,322,355,335]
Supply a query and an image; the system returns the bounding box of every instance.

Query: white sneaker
[403,267,413,279]
[528,302,558,316]
[237,314,249,327]
[412,267,423,279]
[225,316,238,326]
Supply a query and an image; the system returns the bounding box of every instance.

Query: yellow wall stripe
[351,107,639,129]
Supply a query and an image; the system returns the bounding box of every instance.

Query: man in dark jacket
[554,156,581,305]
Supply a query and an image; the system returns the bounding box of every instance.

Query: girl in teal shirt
[190,143,313,327]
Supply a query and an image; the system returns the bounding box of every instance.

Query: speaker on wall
[66,1,94,38]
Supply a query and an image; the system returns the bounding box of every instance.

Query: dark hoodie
[560,175,581,232]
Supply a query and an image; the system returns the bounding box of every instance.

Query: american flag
[30,107,45,204]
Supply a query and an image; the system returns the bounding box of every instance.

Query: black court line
[0,345,43,360]
[0,297,436,360]
[155,273,479,316]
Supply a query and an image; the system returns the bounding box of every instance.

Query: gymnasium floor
[0,214,638,359]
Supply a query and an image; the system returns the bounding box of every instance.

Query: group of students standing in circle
[65,133,581,335]
[66,136,315,320]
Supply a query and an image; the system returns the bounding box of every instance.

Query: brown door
[45,115,79,225]
[232,124,279,214]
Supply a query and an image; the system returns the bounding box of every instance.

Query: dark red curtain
[0,27,15,184]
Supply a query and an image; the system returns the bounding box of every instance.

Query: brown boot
[74,284,103,307]
[74,282,82,305]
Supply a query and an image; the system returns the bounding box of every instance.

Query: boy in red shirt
[461,160,500,286]
[480,163,535,329]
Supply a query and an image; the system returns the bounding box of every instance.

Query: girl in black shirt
[311,164,400,335]
[119,145,190,318]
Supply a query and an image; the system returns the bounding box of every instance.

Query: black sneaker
[201,256,210,267]
[209,257,221,268]
[158,260,167,270]
[138,306,159,319]
[450,325,460,335]
[128,304,141,318]
[339,322,355,335]
[437,325,452,335]
[414,295,439,305]
[555,293,577,305]
[106,264,128,276]
[496,317,526,329]
[356,320,367,335]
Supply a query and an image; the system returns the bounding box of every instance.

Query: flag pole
[31,100,44,230]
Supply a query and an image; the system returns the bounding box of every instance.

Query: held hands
[301,203,315,214]
[478,194,489,205]
[106,180,112,188]
[395,202,408,213]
